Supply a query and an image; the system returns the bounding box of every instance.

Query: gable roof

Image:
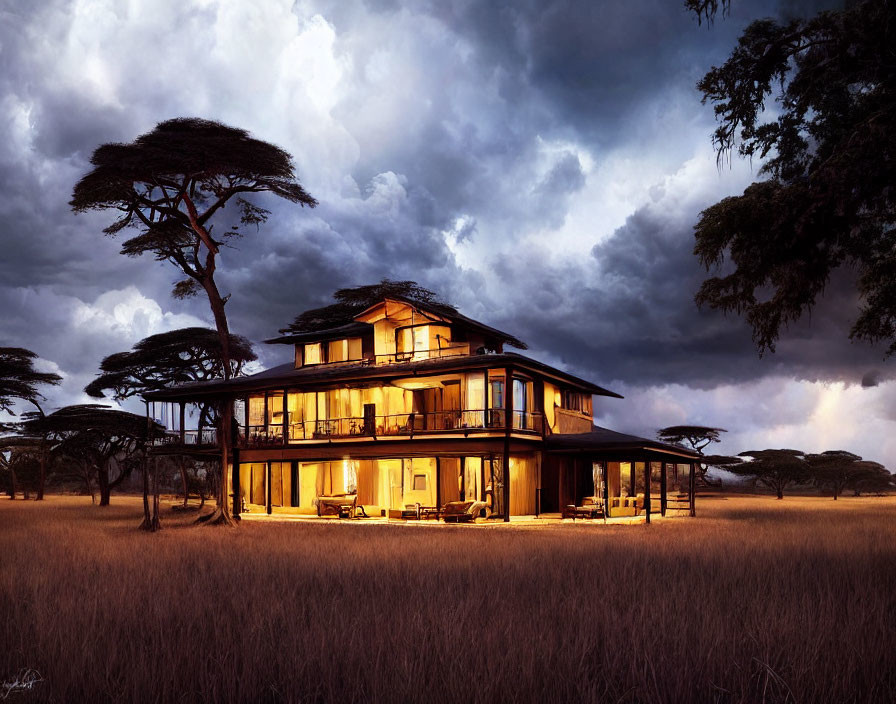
[266,295,526,351]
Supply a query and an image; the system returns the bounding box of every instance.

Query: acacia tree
[85,327,256,507]
[848,461,894,496]
[25,405,161,508]
[0,347,62,499]
[692,0,896,356]
[656,425,726,486]
[728,449,810,499]
[71,118,317,525]
[806,450,865,501]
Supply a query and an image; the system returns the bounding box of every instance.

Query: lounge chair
[441,500,488,523]
[562,496,606,521]
[316,493,368,518]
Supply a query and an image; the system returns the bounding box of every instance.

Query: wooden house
[145,294,699,521]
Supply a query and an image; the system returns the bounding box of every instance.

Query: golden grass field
[1,494,895,703]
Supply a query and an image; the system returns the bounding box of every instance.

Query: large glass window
[489,379,505,427]
[464,375,485,428]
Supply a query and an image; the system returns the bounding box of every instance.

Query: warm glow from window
[304,343,322,364]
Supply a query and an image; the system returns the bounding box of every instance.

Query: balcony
[151,428,218,447]
[240,409,543,447]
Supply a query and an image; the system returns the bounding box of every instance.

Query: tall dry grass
[1,495,895,703]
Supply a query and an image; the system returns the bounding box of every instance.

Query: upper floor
[266,297,527,368]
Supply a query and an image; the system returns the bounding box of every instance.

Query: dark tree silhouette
[848,460,894,496]
[0,347,62,499]
[656,425,726,486]
[692,0,896,355]
[24,405,161,509]
[85,327,256,400]
[806,450,865,500]
[71,118,317,525]
[729,449,810,499]
[85,327,256,511]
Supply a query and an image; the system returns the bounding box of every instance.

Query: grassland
[1,494,895,703]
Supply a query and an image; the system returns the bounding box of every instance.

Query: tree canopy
[24,404,162,507]
[693,0,896,355]
[0,347,62,416]
[85,327,256,400]
[729,448,811,499]
[657,425,726,485]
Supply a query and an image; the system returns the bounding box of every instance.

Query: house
[145,291,699,522]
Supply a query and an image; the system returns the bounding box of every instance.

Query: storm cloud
[1,0,890,464]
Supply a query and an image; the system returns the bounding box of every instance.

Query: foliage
[70,118,317,305]
[730,448,810,499]
[806,450,865,500]
[0,347,61,416]
[280,279,453,334]
[84,327,256,400]
[693,0,896,355]
[23,405,163,506]
[657,425,726,485]
[848,460,894,496]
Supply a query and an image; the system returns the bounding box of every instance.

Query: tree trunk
[140,455,152,530]
[98,464,111,506]
[776,486,783,499]
[36,447,46,501]
[8,465,16,499]
[180,457,189,508]
[196,273,236,527]
[151,455,162,531]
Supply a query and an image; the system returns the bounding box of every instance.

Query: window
[304,343,322,365]
[412,474,427,491]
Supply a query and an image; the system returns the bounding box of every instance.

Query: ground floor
[233,451,696,521]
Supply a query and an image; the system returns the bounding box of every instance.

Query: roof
[144,352,623,401]
[267,295,527,350]
[265,322,371,345]
[546,426,700,459]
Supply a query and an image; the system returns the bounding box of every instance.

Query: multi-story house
[146,292,698,521]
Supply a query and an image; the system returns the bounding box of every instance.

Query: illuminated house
[146,292,699,521]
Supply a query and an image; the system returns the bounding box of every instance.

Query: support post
[644,459,651,524]
[179,402,186,444]
[660,461,667,517]
[502,367,512,522]
[435,457,442,511]
[266,460,272,515]
[689,460,696,517]
[283,389,288,445]
[231,445,241,518]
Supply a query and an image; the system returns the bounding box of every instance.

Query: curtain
[509,455,536,515]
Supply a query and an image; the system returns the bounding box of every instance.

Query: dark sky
[1,0,891,465]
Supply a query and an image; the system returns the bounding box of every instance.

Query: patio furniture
[316,493,367,518]
[441,500,488,523]
[562,496,606,521]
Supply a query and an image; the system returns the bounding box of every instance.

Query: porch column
[266,460,272,515]
[283,389,288,445]
[435,457,442,509]
[644,459,651,524]
[601,460,609,514]
[502,367,512,522]
[660,461,667,517]
[179,402,185,444]
[689,460,696,517]
[231,444,241,517]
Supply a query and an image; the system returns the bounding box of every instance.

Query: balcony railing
[240,410,543,445]
[151,428,218,447]
[374,345,469,365]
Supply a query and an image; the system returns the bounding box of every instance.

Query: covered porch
[542,427,700,522]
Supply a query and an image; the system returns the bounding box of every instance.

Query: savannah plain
[1,495,895,703]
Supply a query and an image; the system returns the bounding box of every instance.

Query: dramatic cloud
[1,0,890,465]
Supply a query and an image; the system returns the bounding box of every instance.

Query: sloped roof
[267,295,526,350]
[547,426,700,459]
